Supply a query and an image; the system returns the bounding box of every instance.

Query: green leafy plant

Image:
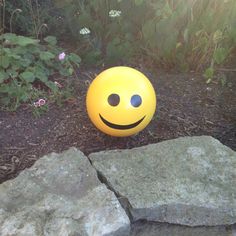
[204,29,233,83]
[141,0,236,72]
[0,33,81,111]
[53,0,136,65]
[5,0,229,76]
[52,0,236,73]
[4,0,65,38]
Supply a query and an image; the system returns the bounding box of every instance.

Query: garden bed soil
[0,67,235,184]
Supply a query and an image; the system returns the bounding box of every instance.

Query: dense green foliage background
[0,0,235,112]
[3,0,236,72]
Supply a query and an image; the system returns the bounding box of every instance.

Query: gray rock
[0,148,130,236]
[233,224,236,236]
[131,221,235,236]
[89,136,236,226]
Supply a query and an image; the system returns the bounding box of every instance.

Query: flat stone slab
[0,148,130,236]
[89,136,236,226]
[131,221,236,236]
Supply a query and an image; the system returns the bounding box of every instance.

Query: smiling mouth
[99,114,145,130]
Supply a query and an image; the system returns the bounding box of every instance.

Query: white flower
[80,27,91,35]
[109,10,122,18]
[58,52,66,61]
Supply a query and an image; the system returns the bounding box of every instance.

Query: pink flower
[34,99,46,107]
[58,52,66,61]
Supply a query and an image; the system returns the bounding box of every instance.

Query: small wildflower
[54,81,63,88]
[79,27,90,35]
[34,99,46,107]
[109,10,122,18]
[58,52,66,61]
[4,39,10,45]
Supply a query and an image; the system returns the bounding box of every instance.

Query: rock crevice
[89,136,236,227]
[96,168,134,221]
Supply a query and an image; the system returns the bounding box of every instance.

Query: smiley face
[86,66,156,137]
[99,94,145,130]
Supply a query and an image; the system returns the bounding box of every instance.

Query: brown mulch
[0,67,235,184]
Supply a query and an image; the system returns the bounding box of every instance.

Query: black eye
[131,95,142,107]
[108,93,120,106]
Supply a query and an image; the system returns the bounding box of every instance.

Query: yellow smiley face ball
[86,66,156,137]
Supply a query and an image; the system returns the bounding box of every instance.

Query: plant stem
[28,0,37,37]
[36,23,48,39]
[69,61,79,80]
[10,9,22,33]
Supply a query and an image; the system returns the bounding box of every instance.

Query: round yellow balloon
[86,66,156,137]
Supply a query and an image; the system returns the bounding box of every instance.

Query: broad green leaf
[3,34,39,46]
[18,57,32,68]
[3,48,11,54]
[45,81,58,92]
[0,71,9,83]
[20,71,35,82]
[35,67,48,82]
[8,53,21,60]
[17,36,39,46]
[0,84,10,93]
[1,56,10,69]
[7,69,18,78]
[39,51,55,61]
[3,33,18,44]
[21,44,41,54]
[44,36,57,46]
[58,67,70,76]
[69,53,81,66]
[11,46,27,55]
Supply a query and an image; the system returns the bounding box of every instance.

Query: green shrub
[53,0,137,65]
[141,0,236,72]
[5,0,235,75]
[0,33,81,111]
[3,0,65,38]
[53,0,236,74]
